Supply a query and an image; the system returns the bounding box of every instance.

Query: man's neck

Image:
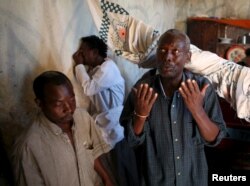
[58,120,75,148]
[57,120,73,133]
[160,75,182,97]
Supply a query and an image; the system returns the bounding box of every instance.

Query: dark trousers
[113,139,140,186]
[100,139,140,186]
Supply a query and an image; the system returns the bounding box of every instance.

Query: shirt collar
[39,112,75,136]
[156,69,186,98]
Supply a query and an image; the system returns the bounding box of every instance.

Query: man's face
[78,42,96,67]
[156,37,191,79]
[245,57,250,67]
[38,83,76,125]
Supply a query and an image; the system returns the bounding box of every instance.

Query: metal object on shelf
[242,36,246,44]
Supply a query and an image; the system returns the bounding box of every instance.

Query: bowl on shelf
[218,37,233,44]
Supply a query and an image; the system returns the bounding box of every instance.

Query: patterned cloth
[87,0,160,63]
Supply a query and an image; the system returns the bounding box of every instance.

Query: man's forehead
[44,83,73,93]
[158,39,186,49]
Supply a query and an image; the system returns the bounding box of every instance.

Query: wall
[175,0,250,31]
[0,0,95,152]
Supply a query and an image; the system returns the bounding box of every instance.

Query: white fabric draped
[188,45,250,122]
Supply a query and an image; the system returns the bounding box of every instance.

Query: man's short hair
[158,29,191,51]
[245,48,250,57]
[33,71,72,100]
[80,35,108,58]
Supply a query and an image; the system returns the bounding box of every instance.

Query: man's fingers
[133,87,137,93]
[140,84,148,99]
[149,92,158,106]
[73,50,80,57]
[201,84,210,96]
[135,83,157,104]
[180,81,190,95]
[145,87,153,100]
[186,79,195,93]
[178,87,187,99]
[180,79,200,95]
[132,87,137,95]
[135,84,142,98]
[136,83,150,99]
[191,80,199,93]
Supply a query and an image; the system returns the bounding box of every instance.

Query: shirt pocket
[83,140,94,150]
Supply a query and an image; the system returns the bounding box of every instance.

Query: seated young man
[13,71,114,186]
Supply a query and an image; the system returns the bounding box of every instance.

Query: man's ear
[35,98,42,107]
[186,51,192,64]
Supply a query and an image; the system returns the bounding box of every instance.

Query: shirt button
[173,121,176,124]
[175,138,178,142]
[178,172,181,176]
[176,156,180,159]
[172,105,175,108]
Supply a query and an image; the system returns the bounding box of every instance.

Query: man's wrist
[134,111,148,119]
[75,62,83,66]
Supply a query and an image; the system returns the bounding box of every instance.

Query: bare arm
[179,79,220,142]
[133,84,158,135]
[94,156,115,186]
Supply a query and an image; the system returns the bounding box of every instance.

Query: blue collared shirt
[121,69,227,186]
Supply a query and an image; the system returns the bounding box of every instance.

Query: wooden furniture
[186,17,250,60]
[186,17,250,172]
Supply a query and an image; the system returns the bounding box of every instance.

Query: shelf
[217,43,250,46]
[187,18,250,55]
[188,17,250,30]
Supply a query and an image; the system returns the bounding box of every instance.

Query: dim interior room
[1,0,250,185]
